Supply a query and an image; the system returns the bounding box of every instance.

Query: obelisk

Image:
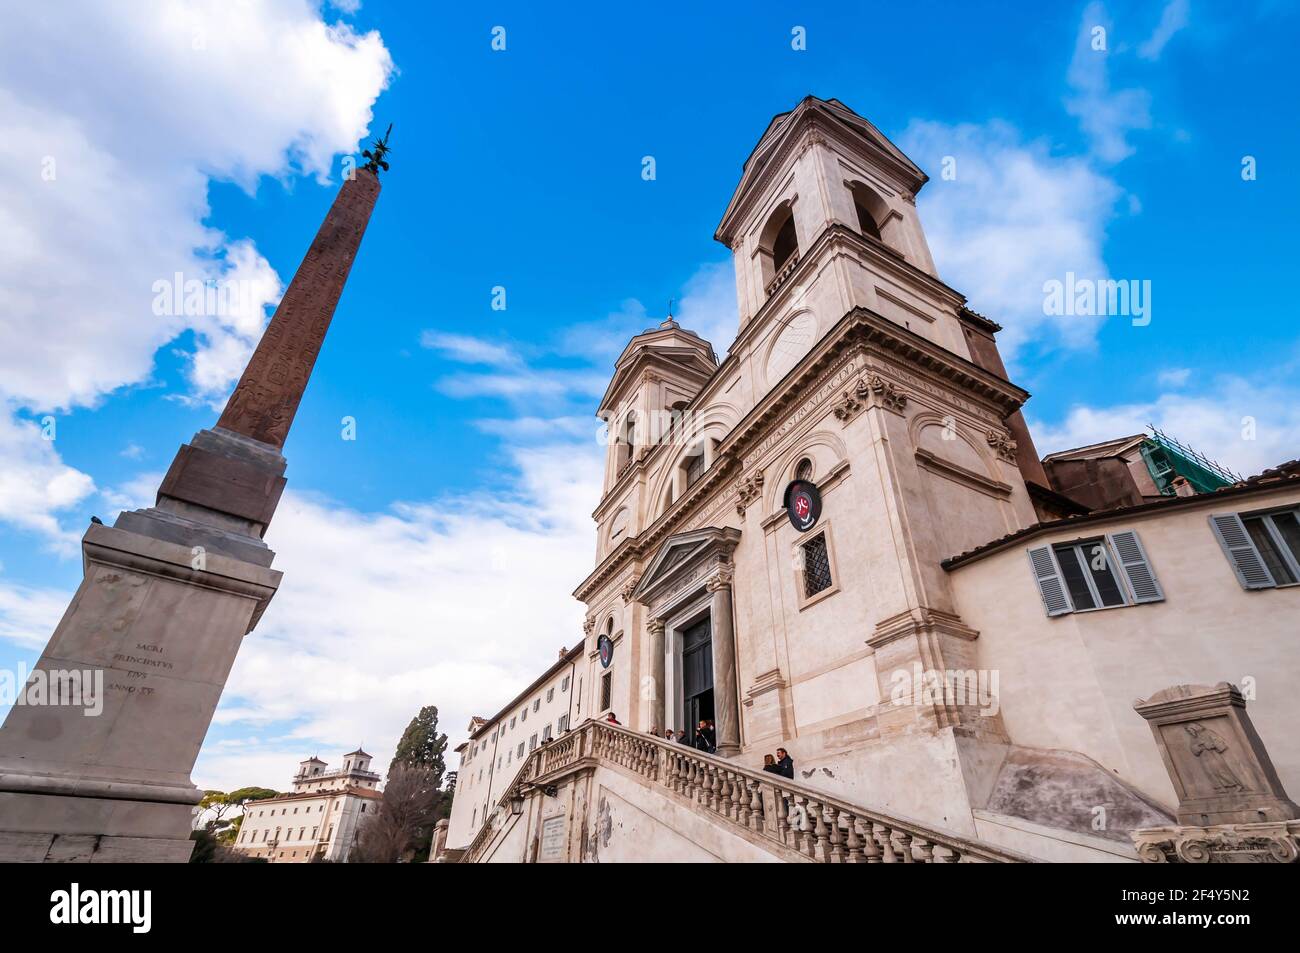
[0,133,389,862]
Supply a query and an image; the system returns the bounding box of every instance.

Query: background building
[443,646,583,853]
[234,749,382,862]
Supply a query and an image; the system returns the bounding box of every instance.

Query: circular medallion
[597,634,614,668]
[783,480,822,533]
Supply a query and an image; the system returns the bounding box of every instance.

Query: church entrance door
[681,616,714,749]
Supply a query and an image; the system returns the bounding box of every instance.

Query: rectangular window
[510,716,516,729]
[521,707,527,722]
[1211,509,1300,588]
[1029,531,1164,616]
[542,724,553,741]
[686,451,706,487]
[600,671,612,711]
[517,742,525,758]
[558,714,569,732]
[529,734,538,752]
[562,676,570,692]
[801,533,833,598]
[533,698,540,712]
[1053,540,1126,610]
[547,687,554,703]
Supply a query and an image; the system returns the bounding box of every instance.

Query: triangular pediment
[632,526,740,604]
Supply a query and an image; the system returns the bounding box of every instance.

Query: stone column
[707,571,741,757]
[648,619,666,733]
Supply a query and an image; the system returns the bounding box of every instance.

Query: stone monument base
[0,515,280,863]
[0,788,197,863]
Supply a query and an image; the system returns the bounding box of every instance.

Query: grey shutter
[1027,545,1072,616]
[1106,531,1165,604]
[1208,513,1275,589]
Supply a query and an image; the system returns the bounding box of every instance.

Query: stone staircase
[458,720,1029,863]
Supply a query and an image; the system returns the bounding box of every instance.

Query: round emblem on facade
[597,634,614,668]
[783,480,822,533]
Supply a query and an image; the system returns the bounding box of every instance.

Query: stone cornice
[576,308,1028,605]
[573,454,738,602]
[720,307,1029,469]
[727,224,966,362]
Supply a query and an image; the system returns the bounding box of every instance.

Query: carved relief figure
[1185,722,1245,792]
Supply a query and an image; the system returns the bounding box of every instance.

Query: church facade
[444,97,1300,864]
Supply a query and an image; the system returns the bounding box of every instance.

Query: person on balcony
[775,747,794,779]
[695,719,717,753]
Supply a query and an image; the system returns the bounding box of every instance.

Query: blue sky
[0,0,1296,790]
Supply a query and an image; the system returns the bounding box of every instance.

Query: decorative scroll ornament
[1132,821,1300,864]
[582,616,595,636]
[735,471,766,518]
[706,567,735,592]
[986,428,1019,463]
[832,378,872,423]
[620,575,640,604]
[868,374,908,413]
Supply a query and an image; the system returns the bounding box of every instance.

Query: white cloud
[421,332,523,369]
[1031,374,1300,478]
[1139,0,1190,60]
[901,120,1122,355]
[1065,2,1152,163]
[0,414,96,551]
[1156,367,1192,388]
[675,260,739,358]
[0,579,73,651]
[195,434,602,790]
[0,1,393,412]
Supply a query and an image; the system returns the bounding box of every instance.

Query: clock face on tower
[783,480,822,532]
[765,312,816,383]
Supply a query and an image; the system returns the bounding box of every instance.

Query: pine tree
[389,705,449,788]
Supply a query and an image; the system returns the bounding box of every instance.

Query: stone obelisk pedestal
[0,518,281,861]
[0,162,384,862]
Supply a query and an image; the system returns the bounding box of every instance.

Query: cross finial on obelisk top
[362,123,393,175]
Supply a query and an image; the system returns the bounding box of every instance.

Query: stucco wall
[947,485,1300,808]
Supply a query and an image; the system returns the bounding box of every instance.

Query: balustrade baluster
[828,806,845,863]
[845,814,865,863]
[894,830,915,863]
[874,822,896,862]
[809,800,830,862]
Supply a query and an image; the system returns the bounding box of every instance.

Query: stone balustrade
[765,250,800,296]
[460,719,1025,864]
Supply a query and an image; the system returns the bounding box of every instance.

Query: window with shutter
[1027,545,1072,616]
[1211,509,1300,588]
[1107,530,1165,603]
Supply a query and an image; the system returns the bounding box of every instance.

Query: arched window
[614,411,637,475]
[759,202,800,295]
[795,457,814,481]
[685,443,706,488]
[848,181,886,243]
[772,214,798,273]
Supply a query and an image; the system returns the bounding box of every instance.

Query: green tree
[389,705,448,787]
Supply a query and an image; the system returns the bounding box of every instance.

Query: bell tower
[713,98,1048,742]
